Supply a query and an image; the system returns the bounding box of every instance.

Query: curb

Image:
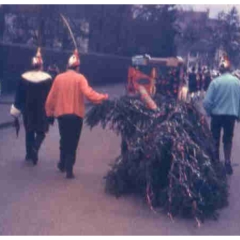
[0,102,12,105]
[0,121,15,130]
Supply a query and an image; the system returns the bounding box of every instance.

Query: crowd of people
[187,66,212,96]
[155,65,215,101]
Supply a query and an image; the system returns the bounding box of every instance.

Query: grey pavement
[0,87,240,235]
[0,94,15,127]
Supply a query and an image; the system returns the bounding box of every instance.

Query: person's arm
[79,75,108,103]
[203,81,216,116]
[10,79,25,118]
[237,84,240,122]
[45,79,58,117]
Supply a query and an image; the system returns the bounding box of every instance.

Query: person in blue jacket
[203,56,240,175]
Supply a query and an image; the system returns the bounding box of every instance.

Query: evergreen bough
[85,94,228,226]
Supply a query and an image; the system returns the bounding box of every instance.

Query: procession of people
[10,47,108,179]
[9,48,240,180]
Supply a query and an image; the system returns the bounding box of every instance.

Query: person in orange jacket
[45,49,108,179]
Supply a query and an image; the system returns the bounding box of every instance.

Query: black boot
[66,166,75,179]
[32,148,38,165]
[25,153,32,162]
[58,150,66,172]
[214,141,220,161]
[225,162,233,175]
[66,172,75,179]
[25,131,34,162]
[31,132,45,166]
[224,143,233,175]
[57,162,65,173]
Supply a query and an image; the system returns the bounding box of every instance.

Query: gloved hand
[48,117,55,125]
[92,94,109,105]
[10,104,21,118]
[103,94,109,100]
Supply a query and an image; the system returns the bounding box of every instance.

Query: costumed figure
[203,68,212,91]
[45,47,108,179]
[10,48,53,165]
[188,66,197,100]
[86,83,228,225]
[178,77,188,102]
[127,66,157,110]
[45,14,109,179]
[197,67,203,99]
[203,54,240,174]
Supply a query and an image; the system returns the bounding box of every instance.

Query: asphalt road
[0,99,240,235]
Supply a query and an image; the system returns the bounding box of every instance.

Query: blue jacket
[203,73,240,119]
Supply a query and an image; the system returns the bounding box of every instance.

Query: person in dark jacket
[188,66,197,94]
[197,67,203,92]
[10,48,53,165]
[203,69,212,91]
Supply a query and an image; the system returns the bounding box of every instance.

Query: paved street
[0,86,240,235]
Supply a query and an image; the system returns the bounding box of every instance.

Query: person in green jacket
[203,56,240,175]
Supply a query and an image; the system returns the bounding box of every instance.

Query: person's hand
[103,94,109,100]
[91,94,109,105]
[10,104,21,118]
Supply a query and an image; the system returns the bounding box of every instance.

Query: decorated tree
[86,94,228,226]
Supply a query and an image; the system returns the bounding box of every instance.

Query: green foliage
[131,5,178,56]
[4,5,178,57]
[86,94,229,225]
[216,7,240,67]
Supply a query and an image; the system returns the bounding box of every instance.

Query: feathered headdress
[60,14,80,68]
[68,49,80,68]
[32,47,43,67]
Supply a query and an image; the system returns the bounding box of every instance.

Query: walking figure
[10,48,53,165]
[203,56,240,174]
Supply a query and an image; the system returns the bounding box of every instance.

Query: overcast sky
[181,4,240,18]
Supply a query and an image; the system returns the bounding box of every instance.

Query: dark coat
[188,73,197,93]
[14,71,53,132]
[204,74,212,91]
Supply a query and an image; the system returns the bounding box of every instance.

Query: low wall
[0,43,131,93]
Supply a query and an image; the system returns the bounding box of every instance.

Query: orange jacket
[45,70,107,118]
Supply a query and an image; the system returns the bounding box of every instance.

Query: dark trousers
[25,130,45,158]
[211,115,236,162]
[58,115,83,173]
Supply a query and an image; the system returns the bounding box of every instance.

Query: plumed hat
[32,47,43,67]
[68,49,80,68]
